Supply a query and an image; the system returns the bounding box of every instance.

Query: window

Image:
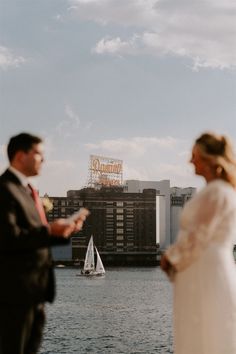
[116,202,123,207]
[117,236,124,241]
[117,215,123,220]
[106,228,114,232]
[117,229,123,234]
[106,208,113,213]
[106,222,114,226]
[116,222,123,227]
[126,222,133,226]
[116,208,123,214]
[117,247,123,252]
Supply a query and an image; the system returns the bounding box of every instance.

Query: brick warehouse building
[47,187,158,266]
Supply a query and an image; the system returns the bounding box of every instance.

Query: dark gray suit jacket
[0,169,68,305]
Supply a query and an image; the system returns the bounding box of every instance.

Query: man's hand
[160,253,175,272]
[160,253,177,280]
[49,218,84,238]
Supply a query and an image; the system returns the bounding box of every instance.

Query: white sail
[83,236,95,272]
[95,247,105,275]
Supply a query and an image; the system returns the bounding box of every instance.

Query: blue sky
[0,0,236,195]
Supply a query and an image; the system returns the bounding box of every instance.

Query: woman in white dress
[161,132,236,354]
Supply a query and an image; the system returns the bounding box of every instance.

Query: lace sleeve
[165,182,232,272]
[166,225,213,272]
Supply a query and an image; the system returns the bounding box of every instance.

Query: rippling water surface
[40,267,173,354]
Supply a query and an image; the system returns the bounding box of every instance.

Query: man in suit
[0,132,86,354]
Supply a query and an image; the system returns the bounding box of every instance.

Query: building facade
[47,187,158,265]
[47,181,196,264]
[125,180,171,248]
[170,187,196,243]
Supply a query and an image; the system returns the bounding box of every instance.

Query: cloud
[55,104,81,137]
[44,159,76,169]
[85,136,180,156]
[84,121,93,131]
[36,158,79,196]
[69,0,236,70]
[123,160,197,188]
[53,14,64,22]
[93,37,136,56]
[37,132,198,195]
[0,46,26,70]
[123,163,150,181]
[84,134,201,188]
[65,104,80,125]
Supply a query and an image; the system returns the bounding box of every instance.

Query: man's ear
[13,150,26,165]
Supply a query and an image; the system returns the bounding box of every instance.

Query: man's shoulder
[0,169,21,195]
[0,170,9,186]
[0,169,20,184]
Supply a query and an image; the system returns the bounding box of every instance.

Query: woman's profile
[161,132,236,354]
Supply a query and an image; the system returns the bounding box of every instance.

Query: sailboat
[81,236,105,276]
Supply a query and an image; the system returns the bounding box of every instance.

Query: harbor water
[40,267,173,354]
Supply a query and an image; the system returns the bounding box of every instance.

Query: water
[40,268,173,354]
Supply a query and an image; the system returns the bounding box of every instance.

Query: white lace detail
[166,180,236,272]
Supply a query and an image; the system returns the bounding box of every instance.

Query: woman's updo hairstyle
[195,132,236,188]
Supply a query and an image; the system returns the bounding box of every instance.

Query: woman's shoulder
[199,179,236,206]
[204,179,235,193]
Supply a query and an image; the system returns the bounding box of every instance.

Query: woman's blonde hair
[195,132,236,188]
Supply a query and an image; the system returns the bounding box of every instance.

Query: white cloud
[85,136,180,156]
[69,0,159,27]
[69,0,236,70]
[0,46,26,70]
[53,14,64,22]
[93,37,134,56]
[123,160,199,189]
[36,132,199,195]
[55,104,81,137]
[65,104,80,125]
[44,159,76,169]
[123,163,150,181]
[84,121,93,131]
[36,158,79,196]
[84,134,203,188]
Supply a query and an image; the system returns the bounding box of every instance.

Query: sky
[0,0,236,196]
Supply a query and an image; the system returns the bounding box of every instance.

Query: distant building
[47,196,74,262]
[170,187,196,243]
[124,180,171,248]
[46,180,196,264]
[124,180,196,247]
[47,187,158,265]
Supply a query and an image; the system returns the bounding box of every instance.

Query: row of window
[51,199,155,208]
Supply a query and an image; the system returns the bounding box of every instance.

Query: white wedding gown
[166,180,236,354]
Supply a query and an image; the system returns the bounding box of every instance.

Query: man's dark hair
[7,132,43,162]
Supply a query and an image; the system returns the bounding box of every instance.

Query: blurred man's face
[21,143,44,177]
